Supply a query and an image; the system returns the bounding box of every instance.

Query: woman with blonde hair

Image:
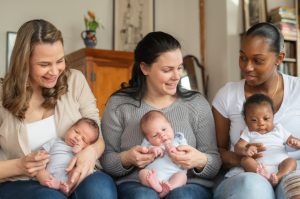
[0,19,117,199]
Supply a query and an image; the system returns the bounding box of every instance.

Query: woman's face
[239,36,279,86]
[29,41,65,90]
[141,48,183,96]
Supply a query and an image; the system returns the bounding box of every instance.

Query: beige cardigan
[0,69,102,183]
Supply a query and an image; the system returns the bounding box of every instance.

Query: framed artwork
[6,32,17,71]
[113,0,154,52]
[242,0,267,32]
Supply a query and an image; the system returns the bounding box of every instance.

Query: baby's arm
[72,143,83,154]
[165,143,186,155]
[234,138,257,157]
[148,146,165,157]
[286,135,300,149]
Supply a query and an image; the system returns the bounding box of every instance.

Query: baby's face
[245,103,274,134]
[144,117,174,146]
[65,121,96,148]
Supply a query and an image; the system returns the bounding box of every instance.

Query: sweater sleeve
[74,70,102,138]
[99,96,134,177]
[192,96,222,179]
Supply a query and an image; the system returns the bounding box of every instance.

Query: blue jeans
[275,170,300,199]
[0,172,117,199]
[213,172,275,199]
[117,181,213,199]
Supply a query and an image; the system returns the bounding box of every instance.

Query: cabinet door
[92,58,134,116]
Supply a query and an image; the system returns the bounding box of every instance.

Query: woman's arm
[234,139,257,157]
[0,151,49,179]
[65,70,105,190]
[100,97,155,176]
[212,107,243,169]
[168,97,221,179]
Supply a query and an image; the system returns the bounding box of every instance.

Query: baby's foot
[146,168,162,193]
[159,180,172,198]
[256,163,271,181]
[46,175,60,190]
[59,181,70,195]
[270,173,279,187]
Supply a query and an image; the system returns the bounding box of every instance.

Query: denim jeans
[0,172,117,199]
[213,172,275,199]
[275,170,300,199]
[117,181,213,199]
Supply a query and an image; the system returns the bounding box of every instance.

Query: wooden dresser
[67,48,134,116]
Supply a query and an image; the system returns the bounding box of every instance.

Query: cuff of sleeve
[192,153,216,179]
[101,152,134,177]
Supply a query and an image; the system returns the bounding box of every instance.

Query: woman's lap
[213,172,275,199]
[275,170,300,199]
[0,172,117,199]
[117,181,212,199]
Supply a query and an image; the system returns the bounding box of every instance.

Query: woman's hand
[240,130,266,160]
[168,145,207,172]
[121,146,156,169]
[245,143,266,159]
[65,145,97,193]
[18,150,50,177]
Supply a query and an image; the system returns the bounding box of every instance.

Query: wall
[0,0,201,89]
[0,0,113,77]
[204,0,295,103]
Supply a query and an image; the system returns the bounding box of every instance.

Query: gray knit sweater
[100,92,221,188]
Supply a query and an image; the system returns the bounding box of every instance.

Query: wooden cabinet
[67,48,134,116]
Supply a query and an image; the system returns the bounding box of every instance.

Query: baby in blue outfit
[36,118,99,195]
[139,110,188,198]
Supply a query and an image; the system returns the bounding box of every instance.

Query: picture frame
[113,0,155,52]
[242,0,267,32]
[6,32,17,72]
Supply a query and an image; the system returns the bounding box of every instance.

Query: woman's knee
[280,170,300,199]
[166,184,212,199]
[214,173,275,199]
[73,172,117,199]
[118,182,159,199]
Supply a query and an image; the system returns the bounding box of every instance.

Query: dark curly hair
[242,94,274,117]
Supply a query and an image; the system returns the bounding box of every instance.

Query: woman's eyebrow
[36,56,65,63]
[239,50,265,56]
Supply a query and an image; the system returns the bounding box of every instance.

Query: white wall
[205,0,295,103]
[0,0,113,77]
[0,0,201,89]
[155,0,202,91]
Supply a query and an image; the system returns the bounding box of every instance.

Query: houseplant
[81,11,104,48]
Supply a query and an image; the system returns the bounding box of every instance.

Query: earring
[276,63,279,66]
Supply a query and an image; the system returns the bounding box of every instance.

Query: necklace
[251,74,279,99]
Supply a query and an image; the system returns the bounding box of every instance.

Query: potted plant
[81,11,104,48]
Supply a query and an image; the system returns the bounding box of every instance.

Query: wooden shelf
[283,58,297,62]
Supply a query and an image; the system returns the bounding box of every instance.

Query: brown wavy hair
[0,19,70,120]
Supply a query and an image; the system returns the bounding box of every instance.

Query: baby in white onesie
[234,94,300,187]
[138,110,188,198]
[36,118,99,195]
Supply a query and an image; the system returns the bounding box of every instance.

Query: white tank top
[25,115,58,151]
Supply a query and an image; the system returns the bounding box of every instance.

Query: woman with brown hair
[0,19,117,199]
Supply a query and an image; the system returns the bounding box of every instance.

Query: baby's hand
[72,144,83,154]
[165,143,177,154]
[287,138,300,149]
[245,145,257,157]
[148,146,164,158]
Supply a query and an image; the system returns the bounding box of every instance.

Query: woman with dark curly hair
[0,19,117,199]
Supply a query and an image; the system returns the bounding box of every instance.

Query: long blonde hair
[0,19,70,120]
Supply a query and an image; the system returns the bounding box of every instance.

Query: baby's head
[65,118,99,148]
[140,110,174,146]
[242,94,274,134]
